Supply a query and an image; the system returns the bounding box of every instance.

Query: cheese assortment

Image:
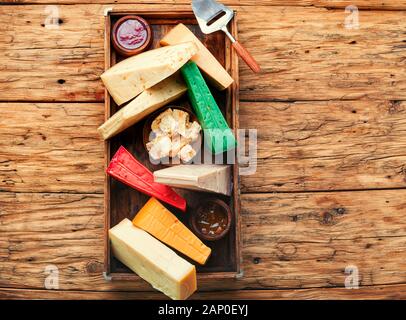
[102,19,240,300]
[153,164,232,196]
[160,23,234,91]
[181,61,237,154]
[109,219,197,300]
[133,198,211,265]
[101,41,198,105]
[98,75,187,140]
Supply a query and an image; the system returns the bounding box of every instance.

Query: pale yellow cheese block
[160,24,234,91]
[109,218,197,300]
[153,164,231,195]
[98,74,187,140]
[101,41,198,105]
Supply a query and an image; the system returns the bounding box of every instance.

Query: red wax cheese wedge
[107,146,186,211]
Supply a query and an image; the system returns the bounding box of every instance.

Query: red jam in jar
[112,15,152,57]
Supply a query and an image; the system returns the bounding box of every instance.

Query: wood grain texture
[0,103,104,193]
[233,41,261,73]
[2,283,406,300]
[2,1,406,10]
[240,100,406,192]
[1,4,405,102]
[239,7,406,101]
[2,101,406,194]
[0,4,106,102]
[0,190,404,295]
[1,1,405,301]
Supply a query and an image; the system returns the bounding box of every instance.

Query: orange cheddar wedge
[133,197,211,265]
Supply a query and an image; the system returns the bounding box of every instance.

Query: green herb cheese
[181,61,236,155]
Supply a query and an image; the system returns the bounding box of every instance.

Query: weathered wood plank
[0,103,104,193]
[0,190,404,293]
[313,0,406,9]
[1,284,406,300]
[0,4,106,102]
[240,7,406,101]
[2,1,406,10]
[241,100,406,192]
[1,5,405,102]
[240,192,406,289]
[2,101,406,194]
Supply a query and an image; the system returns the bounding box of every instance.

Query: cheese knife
[192,0,260,73]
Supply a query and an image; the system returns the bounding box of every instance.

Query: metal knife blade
[192,0,226,23]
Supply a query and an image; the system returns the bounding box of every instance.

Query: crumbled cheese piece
[159,113,177,134]
[147,135,172,160]
[185,121,201,142]
[151,108,173,133]
[170,134,191,158]
[173,109,189,136]
[179,144,197,163]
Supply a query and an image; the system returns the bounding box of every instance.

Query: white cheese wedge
[153,164,231,195]
[101,41,198,105]
[109,218,197,300]
[160,24,234,90]
[98,75,187,140]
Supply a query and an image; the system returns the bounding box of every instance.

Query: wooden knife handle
[232,41,261,73]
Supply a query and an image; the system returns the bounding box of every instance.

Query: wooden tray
[103,9,241,281]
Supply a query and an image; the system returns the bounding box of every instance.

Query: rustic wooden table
[1,0,405,300]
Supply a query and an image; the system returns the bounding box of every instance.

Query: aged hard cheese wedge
[109,219,196,300]
[154,165,231,196]
[98,75,187,140]
[181,61,236,154]
[101,42,198,105]
[160,23,233,90]
[133,198,211,265]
